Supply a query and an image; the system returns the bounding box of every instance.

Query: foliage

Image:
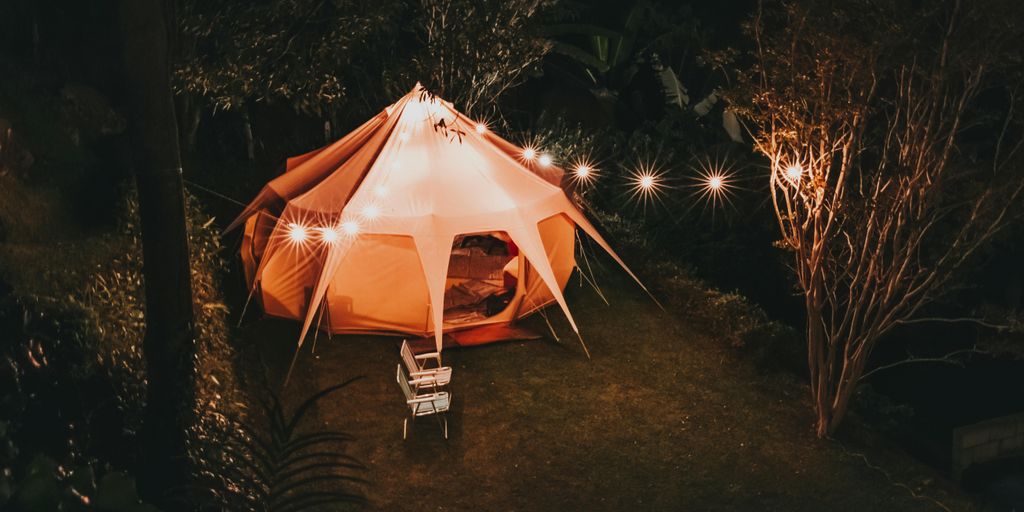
[729,0,1024,436]
[64,188,236,435]
[190,380,366,511]
[545,1,700,90]
[3,452,158,512]
[176,0,552,121]
[0,181,243,510]
[175,0,398,116]
[590,209,802,373]
[407,0,552,115]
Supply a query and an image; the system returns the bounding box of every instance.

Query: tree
[118,0,198,504]
[732,0,1024,437]
[173,0,551,156]
[412,0,552,115]
[174,0,398,153]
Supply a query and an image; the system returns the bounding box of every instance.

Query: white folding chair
[400,339,451,390]
[400,338,443,369]
[396,364,450,439]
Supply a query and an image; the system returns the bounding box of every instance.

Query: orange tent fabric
[231,84,648,353]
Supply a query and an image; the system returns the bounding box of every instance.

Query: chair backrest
[396,364,415,404]
[399,339,419,373]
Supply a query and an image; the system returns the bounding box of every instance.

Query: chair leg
[403,418,408,440]
[433,411,446,439]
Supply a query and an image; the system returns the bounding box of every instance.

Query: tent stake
[574,331,592,360]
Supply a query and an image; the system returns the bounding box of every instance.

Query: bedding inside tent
[443,232,519,324]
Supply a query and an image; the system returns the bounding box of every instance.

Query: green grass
[254,274,973,511]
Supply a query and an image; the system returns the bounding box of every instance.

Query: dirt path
[251,278,970,511]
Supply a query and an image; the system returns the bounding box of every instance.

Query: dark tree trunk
[175,93,202,154]
[117,0,197,506]
[242,107,255,160]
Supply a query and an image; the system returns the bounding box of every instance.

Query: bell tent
[229,84,647,354]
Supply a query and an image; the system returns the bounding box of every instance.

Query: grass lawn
[251,274,973,511]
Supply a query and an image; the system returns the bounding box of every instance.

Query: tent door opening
[442,231,521,325]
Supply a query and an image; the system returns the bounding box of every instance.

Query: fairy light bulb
[288,223,307,243]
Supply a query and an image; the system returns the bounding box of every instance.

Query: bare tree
[733,0,1024,437]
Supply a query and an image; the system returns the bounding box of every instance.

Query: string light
[785,164,802,181]
[475,123,487,134]
[374,185,389,198]
[687,153,741,214]
[568,156,599,187]
[341,220,361,237]
[626,164,667,208]
[288,223,308,243]
[538,153,553,167]
[360,204,380,220]
[522,147,537,161]
[317,226,339,245]
[694,170,735,209]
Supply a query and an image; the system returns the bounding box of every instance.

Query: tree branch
[859,347,990,381]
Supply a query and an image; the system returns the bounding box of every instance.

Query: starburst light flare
[317,226,339,245]
[570,157,599,187]
[288,223,308,244]
[626,163,668,209]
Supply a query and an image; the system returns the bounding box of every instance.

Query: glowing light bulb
[361,205,380,219]
[475,123,487,134]
[374,185,389,197]
[708,176,723,190]
[786,164,802,181]
[575,164,591,178]
[317,226,338,244]
[640,175,656,190]
[538,154,553,167]
[522,147,536,161]
[288,223,307,243]
[341,220,360,236]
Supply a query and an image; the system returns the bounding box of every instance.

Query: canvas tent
[230,84,647,354]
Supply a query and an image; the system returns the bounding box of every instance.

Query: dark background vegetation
[0,0,1022,509]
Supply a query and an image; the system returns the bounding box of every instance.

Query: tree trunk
[242,108,255,161]
[175,93,202,153]
[117,0,197,506]
[805,292,840,438]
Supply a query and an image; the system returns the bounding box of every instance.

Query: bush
[589,208,803,373]
[0,184,243,510]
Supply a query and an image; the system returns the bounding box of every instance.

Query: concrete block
[992,423,1017,440]
[961,429,989,448]
[973,442,999,461]
[1000,436,1022,452]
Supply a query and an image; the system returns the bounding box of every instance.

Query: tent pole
[283,338,303,388]
[310,299,326,354]
[324,294,334,342]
